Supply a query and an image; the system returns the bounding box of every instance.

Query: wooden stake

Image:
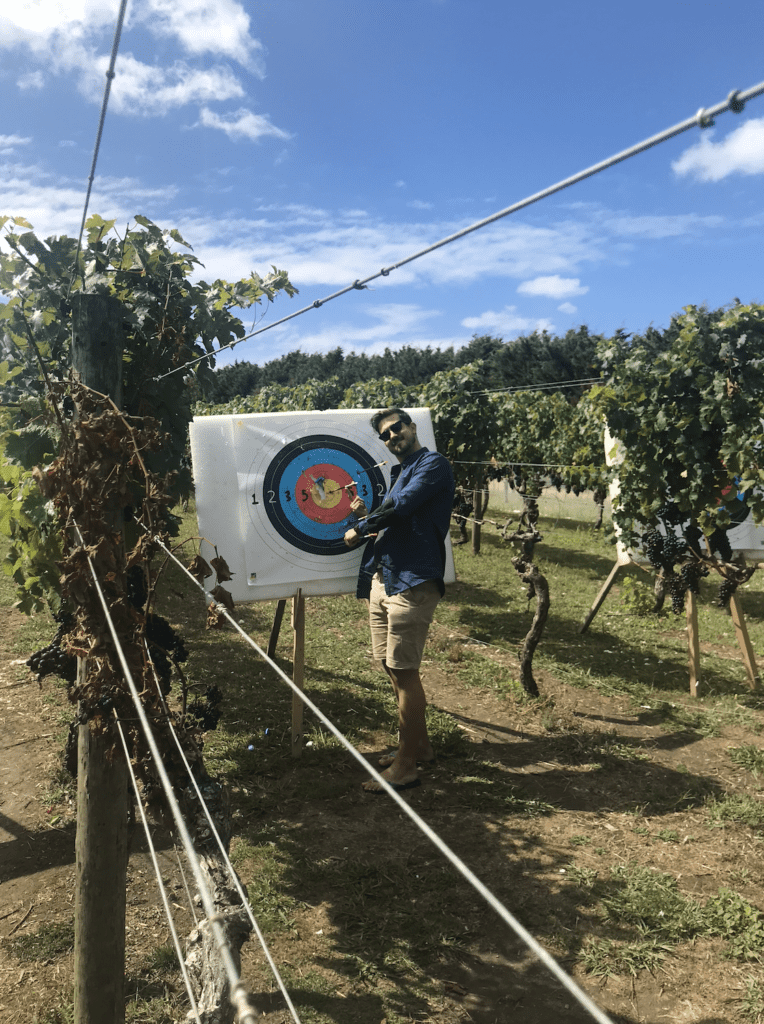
[71,293,128,1024]
[686,589,701,698]
[579,561,622,634]
[267,598,287,657]
[291,590,305,757]
[74,716,129,1023]
[729,593,761,690]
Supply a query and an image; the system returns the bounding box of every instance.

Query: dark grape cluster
[127,564,148,611]
[145,612,188,693]
[717,579,738,608]
[642,529,665,571]
[679,559,708,595]
[642,528,687,574]
[27,612,77,683]
[187,685,223,731]
[667,573,686,614]
[656,500,683,526]
[666,559,710,613]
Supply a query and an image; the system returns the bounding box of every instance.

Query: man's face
[378,414,419,460]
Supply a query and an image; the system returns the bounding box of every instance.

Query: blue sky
[1,0,763,369]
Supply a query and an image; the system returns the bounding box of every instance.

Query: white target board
[606,428,764,563]
[189,408,456,602]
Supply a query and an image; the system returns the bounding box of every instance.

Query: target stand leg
[268,599,287,657]
[729,593,761,690]
[686,590,701,698]
[579,561,622,633]
[292,590,305,757]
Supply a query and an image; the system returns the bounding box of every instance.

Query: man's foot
[378,745,434,768]
[362,774,421,794]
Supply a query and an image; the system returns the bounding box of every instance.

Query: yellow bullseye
[310,477,343,509]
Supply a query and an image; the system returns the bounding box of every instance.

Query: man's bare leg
[376,661,435,766]
[363,667,433,790]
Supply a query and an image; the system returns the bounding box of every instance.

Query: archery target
[189,408,456,602]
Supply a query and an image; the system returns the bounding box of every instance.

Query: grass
[707,794,764,829]
[13,491,764,1021]
[730,744,764,776]
[5,920,74,962]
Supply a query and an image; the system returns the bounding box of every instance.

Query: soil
[2,603,764,1024]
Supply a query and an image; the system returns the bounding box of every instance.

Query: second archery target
[189,408,456,602]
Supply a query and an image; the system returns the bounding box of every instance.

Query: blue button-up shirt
[355,446,455,599]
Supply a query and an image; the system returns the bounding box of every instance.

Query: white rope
[153,81,764,384]
[155,531,615,1024]
[143,643,303,1023]
[71,520,260,1024]
[114,714,203,1024]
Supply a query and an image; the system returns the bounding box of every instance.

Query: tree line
[209,327,604,400]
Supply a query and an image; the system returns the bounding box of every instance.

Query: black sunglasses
[378,420,406,442]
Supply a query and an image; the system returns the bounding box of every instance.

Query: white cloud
[136,0,264,71]
[558,302,577,315]
[0,135,32,155]
[86,56,246,115]
[0,161,177,240]
[17,71,44,89]
[602,213,723,237]
[517,275,588,300]
[395,180,406,188]
[229,304,454,362]
[408,199,433,210]
[0,1,284,128]
[672,118,764,182]
[198,106,291,142]
[461,306,554,336]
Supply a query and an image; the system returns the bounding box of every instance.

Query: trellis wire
[143,642,303,1023]
[153,531,616,1024]
[71,521,261,1024]
[153,81,764,384]
[114,714,203,1024]
[67,0,130,298]
[467,376,603,396]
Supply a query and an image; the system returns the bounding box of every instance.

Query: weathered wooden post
[71,292,129,1024]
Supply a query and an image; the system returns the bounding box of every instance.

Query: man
[344,408,455,792]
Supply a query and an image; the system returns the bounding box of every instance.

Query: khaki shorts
[369,573,441,670]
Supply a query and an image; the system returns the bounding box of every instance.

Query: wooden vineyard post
[729,593,761,690]
[291,590,306,756]
[686,589,701,698]
[71,293,129,1024]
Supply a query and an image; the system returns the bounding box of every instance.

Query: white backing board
[606,429,764,563]
[189,407,457,601]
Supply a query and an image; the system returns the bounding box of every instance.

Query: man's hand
[344,527,362,548]
[349,495,368,517]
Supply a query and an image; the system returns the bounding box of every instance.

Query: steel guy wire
[175,845,200,926]
[67,0,130,299]
[143,641,303,1024]
[71,521,260,1024]
[114,714,204,1024]
[153,530,615,1024]
[153,81,764,385]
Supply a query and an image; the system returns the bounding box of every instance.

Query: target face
[259,434,386,555]
[189,408,455,602]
